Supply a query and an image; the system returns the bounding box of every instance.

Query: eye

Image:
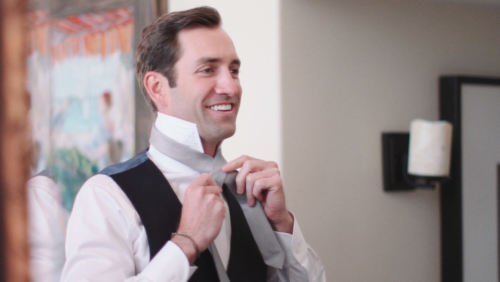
[200,67,213,74]
[230,68,239,76]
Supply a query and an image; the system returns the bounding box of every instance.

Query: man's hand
[222,156,294,234]
[172,173,226,265]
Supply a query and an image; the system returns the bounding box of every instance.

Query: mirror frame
[0,0,31,280]
[440,75,500,282]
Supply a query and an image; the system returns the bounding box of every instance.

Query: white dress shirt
[28,175,69,282]
[62,113,326,282]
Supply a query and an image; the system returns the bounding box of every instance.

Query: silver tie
[208,244,230,282]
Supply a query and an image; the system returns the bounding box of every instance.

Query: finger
[246,177,256,206]
[193,173,218,186]
[185,185,222,201]
[221,155,254,172]
[189,174,222,195]
[245,168,279,199]
[235,160,255,194]
[235,159,269,194]
[252,174,283,205]
[252,173,281,204]
[204,185,223,195]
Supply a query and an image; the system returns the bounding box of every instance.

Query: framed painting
[25,1,165,280]
[27,0,162,210]
[440,76,500,282]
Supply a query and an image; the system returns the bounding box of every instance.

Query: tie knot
[150,124,229,186]
[210,169,227,188]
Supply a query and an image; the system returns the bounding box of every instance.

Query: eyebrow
[196,57,241,66]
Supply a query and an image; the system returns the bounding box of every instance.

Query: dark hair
[135,6,221,111]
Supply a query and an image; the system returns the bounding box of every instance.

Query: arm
[28,176,68,282]
[222,156,326,282]
[62,173,225,282]
[61,175,191,282]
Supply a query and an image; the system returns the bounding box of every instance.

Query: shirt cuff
[138,241,192,282]
[274,214,309,265]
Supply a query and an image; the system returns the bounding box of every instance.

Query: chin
[217,127,236,141]
[202,124,236,143]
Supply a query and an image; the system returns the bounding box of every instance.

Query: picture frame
[24,1,166,280]
[440,76,500,282]
[28,0,164,156]
[26,0,165,210]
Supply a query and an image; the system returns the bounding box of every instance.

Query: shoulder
[73,174,140,223]
[71,150,151,226]
[100,148,149,176]
[27,174,58,198]
[78,148,150,214]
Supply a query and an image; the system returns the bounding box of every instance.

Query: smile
[209,104,233,111]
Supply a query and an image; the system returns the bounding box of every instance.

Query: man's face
[165,27,242,146]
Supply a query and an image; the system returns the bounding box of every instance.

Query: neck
[201,139,220,157]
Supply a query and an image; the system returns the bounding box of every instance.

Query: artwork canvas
[27,7,135,211]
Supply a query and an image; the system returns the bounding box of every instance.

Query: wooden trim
[0,0,31,281]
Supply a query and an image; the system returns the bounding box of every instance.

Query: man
[62,6,325,282]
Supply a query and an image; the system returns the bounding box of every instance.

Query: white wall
[281,0,500,281]
[168,0,282,166]
[167,0,500,281]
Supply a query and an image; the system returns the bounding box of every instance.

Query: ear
[143,71,170,110]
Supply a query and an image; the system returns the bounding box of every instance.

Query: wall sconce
[382,119,453,191]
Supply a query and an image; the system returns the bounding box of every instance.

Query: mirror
[440,76,500,282]
[26,1,157,280]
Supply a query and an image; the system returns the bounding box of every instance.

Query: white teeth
[210,104,232,111]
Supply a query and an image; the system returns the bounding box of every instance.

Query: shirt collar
[155,112,204,154]
[149,122,227,187]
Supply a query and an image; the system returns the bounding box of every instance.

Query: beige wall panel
[281,0,500,281]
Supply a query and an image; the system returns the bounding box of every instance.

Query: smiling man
[62,6,325,282]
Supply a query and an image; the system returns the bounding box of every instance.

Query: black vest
[101,151,267,281]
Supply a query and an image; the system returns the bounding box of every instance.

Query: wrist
[171,233,200,265]
[271,211,294,234]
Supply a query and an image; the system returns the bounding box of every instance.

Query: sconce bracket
[382,133,415,191]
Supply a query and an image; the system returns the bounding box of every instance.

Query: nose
[214,69,240,96]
